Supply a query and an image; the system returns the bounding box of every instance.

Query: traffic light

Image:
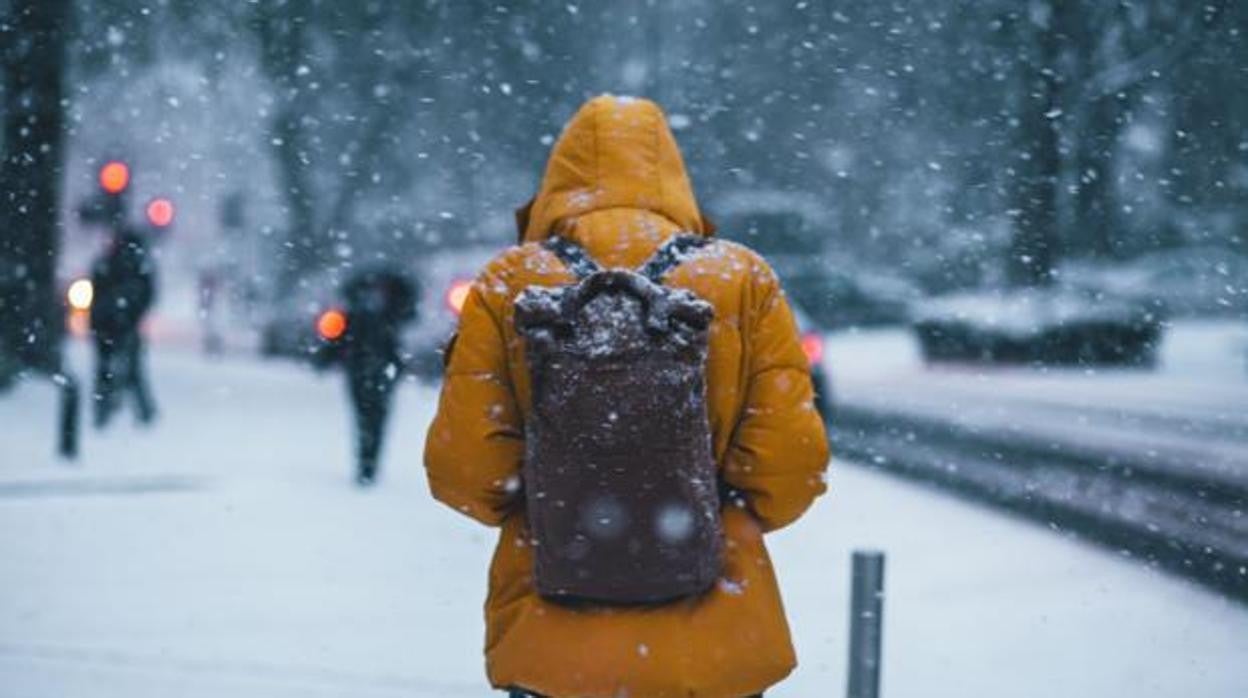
[146,197,175,228]
[317,309,348,341]
[99,161,130,194]
[79,160,130,226]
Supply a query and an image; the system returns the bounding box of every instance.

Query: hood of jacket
[518,95,712,243]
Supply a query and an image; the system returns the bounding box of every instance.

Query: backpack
[514,234,722,604]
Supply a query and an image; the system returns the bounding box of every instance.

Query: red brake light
[446,279,472,315]
[146,197,175,227]
[800,333,824,367]
[317,309,347,341]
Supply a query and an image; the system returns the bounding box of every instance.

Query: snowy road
[2,343,1247,697]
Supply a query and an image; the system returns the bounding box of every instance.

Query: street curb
[832,404,1248,602]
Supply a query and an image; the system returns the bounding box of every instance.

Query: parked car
[263,239,836,423]
[790,303,835,422]
[710,190,919,329]
[911,287,1164,367]
[257,245,503,379]
[405,244,500,381]
[258,268,344,361]
[259,265,425,366]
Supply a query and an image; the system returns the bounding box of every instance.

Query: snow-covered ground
[823,320,1248,479]
[2,339,1247,697]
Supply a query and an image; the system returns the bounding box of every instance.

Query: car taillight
[446,278,472,315]
[317,308,347,341]
[800,333,824,367]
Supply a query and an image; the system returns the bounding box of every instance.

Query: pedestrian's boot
[134,390,157,426]
[93,389,116,429]
[355,460,377,487]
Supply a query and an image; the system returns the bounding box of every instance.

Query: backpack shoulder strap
[543,235,602,280]
[637,234,710,283]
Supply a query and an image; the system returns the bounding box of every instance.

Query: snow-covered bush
[1060,246,1248,318]
[912,288,1164,367]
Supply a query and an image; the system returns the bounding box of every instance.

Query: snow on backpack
[514,234,722,604]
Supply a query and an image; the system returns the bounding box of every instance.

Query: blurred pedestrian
[425,95,829,698]
[318,267,417,485]
[89,228,157,428]
[197,267,224,356]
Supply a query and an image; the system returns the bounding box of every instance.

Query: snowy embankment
[1,339,1246,696]
[825,320,1248,599]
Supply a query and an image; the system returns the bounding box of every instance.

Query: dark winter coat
[90,232,155,338]
[337,268,416,370]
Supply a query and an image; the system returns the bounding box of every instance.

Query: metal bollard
[847,550,885,698]
[55,371,79,459]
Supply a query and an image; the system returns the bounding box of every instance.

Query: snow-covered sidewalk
[1,343,1245,697]
[823,320,1248,596]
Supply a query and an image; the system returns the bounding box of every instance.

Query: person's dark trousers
[92,335,118,427]
[92,332,156,429]
[120,333,156,423]
[347,361,398,482]
[94,332,156,428]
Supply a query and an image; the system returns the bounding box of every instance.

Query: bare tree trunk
[254,0,322,295]
[1008,0,1062,287]
[271,103,320,290]
[322,107,397,243]
[1069,0,1121,260]
[1075,94,1120,258]
[0,0,71,373]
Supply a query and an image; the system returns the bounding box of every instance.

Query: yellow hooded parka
[425,95,830,698]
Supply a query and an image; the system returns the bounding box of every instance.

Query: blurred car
[790,303,835,422]
[778,255,918,329]
[710,190,919,329]
[258,268,343,361]
[258,245,500,378]
[911,287,1164,367]
[265,241,835,423]
[405,245,500,381]
[259,265,423,366]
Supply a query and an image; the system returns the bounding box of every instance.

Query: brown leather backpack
[514,234,722,604]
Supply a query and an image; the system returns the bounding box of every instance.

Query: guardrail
[834,404,1248,601]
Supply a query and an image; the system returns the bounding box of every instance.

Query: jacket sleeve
[722,266,830,532]
[423,267,524,527]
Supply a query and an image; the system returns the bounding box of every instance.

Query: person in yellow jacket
[425,94,830,698]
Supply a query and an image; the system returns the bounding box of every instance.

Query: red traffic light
[99,161,130,194]
[445,278,472,315]
[800,332,825,367]
[317,308,348,341]
[146,197,175,227]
